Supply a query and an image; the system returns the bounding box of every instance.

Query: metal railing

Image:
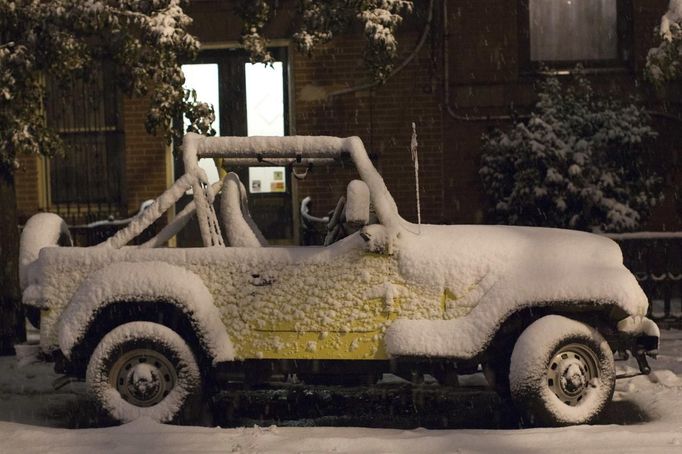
[608,233,682,328]
[67,200,156,247]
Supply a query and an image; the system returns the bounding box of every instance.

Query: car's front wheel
[86,321,201,423]
[509,315,615,426]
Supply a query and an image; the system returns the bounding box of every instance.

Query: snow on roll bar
[183,132,356,161]
[182,133,402,236]
[102,133,402,249]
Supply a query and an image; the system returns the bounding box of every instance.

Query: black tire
[483,337,516,397]
[25,306,41,329]
[86,321,201,423]
[509,315,615,426]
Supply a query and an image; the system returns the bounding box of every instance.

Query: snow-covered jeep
[20,133,659,426]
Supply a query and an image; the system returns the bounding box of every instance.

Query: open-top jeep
[20,133,659,426]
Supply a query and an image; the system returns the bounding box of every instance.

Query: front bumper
[615,315,660,375]
[617,315,660,353]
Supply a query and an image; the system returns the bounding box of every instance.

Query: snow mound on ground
[14,343,41,368]
[649,370,682,387]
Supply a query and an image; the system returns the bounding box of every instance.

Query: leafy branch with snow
[0,0,215,170]
[646,0,682,87]
[480,73,661,233]
[236,0,414,81]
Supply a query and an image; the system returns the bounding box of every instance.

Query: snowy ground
[1,330,682,453]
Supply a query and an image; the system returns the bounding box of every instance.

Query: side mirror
[345,180,370,228]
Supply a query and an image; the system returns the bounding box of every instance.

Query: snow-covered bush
[480,74,661,233]
[236,0,414,81]
[646,0,682,87]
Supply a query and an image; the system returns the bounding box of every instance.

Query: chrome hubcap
[547,343,599,406]
[109,349,177,407]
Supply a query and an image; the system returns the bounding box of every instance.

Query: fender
[57,261,234,365]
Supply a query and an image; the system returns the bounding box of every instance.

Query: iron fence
[20,200,158,248]
[44,64,124,227]
[609,233,682,328]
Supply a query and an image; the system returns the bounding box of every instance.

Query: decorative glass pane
[530,0,618,61]
[245,62,284,136]
[182,63,221,184]
[245,62,286,193]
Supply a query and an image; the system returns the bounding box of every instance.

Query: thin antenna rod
[410,122,421,233]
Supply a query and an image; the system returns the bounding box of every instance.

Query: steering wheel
[323,196,346,246]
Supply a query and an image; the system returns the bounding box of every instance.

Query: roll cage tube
[181,133,404,245]
[107,134,403,248]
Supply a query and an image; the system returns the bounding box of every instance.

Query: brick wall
[292,33,445,224]
[186,0,682,230]
[440,0,681,228]
[14,95,169,226]
[14,154,40,223]
[16,0,682,232]
[121,96,169,215]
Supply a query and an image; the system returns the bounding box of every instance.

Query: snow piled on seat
[220,173,266,247]
[184,133,403,238]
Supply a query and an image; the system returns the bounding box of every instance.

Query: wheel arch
[386,298,628,359]
[57,261,234,372]
[484,300,628,356]
[67,300,213,376]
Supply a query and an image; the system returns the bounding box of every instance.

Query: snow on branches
[480,73,661,233]
[357,0,413,80]
[0,0,214,170]
[646,0,682,86]
[235,0,275,64]
[236,0,413,81]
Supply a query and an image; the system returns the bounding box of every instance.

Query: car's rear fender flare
[57,261,234,365]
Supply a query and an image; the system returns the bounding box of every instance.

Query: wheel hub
[547,343,599,406]
[109,348,177,407]
[126,363,161,401]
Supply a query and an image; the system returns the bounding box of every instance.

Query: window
[45,65,123,217]
[182,59,287,191]
[249,167,287,193]
[245,62,285,137]
[182,63,222,184]
[245,61,286,195]
[520,0,632,68]
[180,47,292,241]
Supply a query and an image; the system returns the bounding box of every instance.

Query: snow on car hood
[385,224,648,358]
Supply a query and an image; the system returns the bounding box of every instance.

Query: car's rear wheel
[509,315,615,426]
[86,321,201,423]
